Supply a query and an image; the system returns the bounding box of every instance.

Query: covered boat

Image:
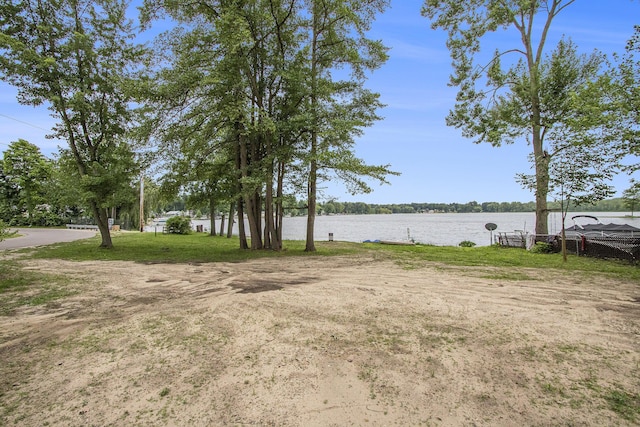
[564,215,640,238]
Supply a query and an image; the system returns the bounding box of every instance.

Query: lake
[152,212,639,247]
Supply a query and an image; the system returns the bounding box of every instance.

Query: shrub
[459,240,476,247]
[530,241,554,254]
[165,216,192,235]
[0,220,9,242]
[0,220,18,241]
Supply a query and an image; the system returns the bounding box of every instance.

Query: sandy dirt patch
[1,255,638,426]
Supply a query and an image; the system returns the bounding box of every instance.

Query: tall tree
[0,0,145,248]
[2,139,52,224]
[142,0,394,251]
[609,25,640,175]
[303,0,393,251]
[421,0,592,236]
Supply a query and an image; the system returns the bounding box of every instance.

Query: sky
[0,0,638,205]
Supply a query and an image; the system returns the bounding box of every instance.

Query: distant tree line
[316,198,633,215]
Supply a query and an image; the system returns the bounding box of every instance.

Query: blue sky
[1,0,638,204]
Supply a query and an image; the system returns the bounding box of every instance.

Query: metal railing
[497,232,640,263]
[563,235,640,263]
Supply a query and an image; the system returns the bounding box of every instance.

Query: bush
[459,240,476,247]
[165,216,192,235]
[0,220,18,241]
[530,241,554,254]
[0,220,9,242]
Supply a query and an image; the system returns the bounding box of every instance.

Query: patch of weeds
[552,343,580,363]
[160,387,170,397]
[358,364,379,400]
[541,381,566,397]
[536,374,567,401]
[603,387,640,423]
[0,262,30,293]
[520,345,545,362]
[576,370,600,392]
[157,404,172,419]
[481,271,533,281]
[0,261,77,315]
[74,333,113,354]
[366,326,407,354]
[394,259,423,270]
[418,323,467,350]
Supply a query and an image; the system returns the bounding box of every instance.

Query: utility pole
[139,174,144,232]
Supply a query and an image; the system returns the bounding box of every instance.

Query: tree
[2,139,53,225]
[302,0,394,251]
[600,25,640,180]
[622,180,640,217]
[522,142,615,261]
[0,162,19,222]
[0,0,146,248]
[421,0,608,237]
[142,0,395,252]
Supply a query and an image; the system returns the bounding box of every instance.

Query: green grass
[16,232,640,282]
[362,242,640,282]
[603,387,640,422]
[0,261,77,315]
[27,232,361,263]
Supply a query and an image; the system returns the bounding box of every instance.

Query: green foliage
[622,180,640,216]
[0,139,61,226]
[421,1,614,236]
[141,0,394,251]
[458,240,476,247]
[315,198,629,215]
[517,41,616,208]
[530,242,554,254]
[0,0,147,248]
[0,220,13,242]
[165,216,192,235]
[608,26,640,174]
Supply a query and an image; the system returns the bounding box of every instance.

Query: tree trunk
[239,132,262,249]
[245,191,263,249]
[227,202,235,239]
[209,197,216,236]
[237,197,248,249]
[276,159,285,245]
[533,138,550,237]
[306,154,317,252]
[306,6,319,252]
[561,213,567,262]
[264,180,278,249]
[91,201,112,248]
[263,139,281,250]
[528,71,549,238]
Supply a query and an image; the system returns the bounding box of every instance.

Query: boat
[564,215,640,238]
[362,239,416,246]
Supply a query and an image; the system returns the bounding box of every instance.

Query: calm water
[154,212,639,247]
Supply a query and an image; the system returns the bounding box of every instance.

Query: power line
[0,113,50,131]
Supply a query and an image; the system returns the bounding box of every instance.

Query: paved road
[0,228,97,250]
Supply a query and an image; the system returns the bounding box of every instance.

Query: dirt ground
[1,255,638,426]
